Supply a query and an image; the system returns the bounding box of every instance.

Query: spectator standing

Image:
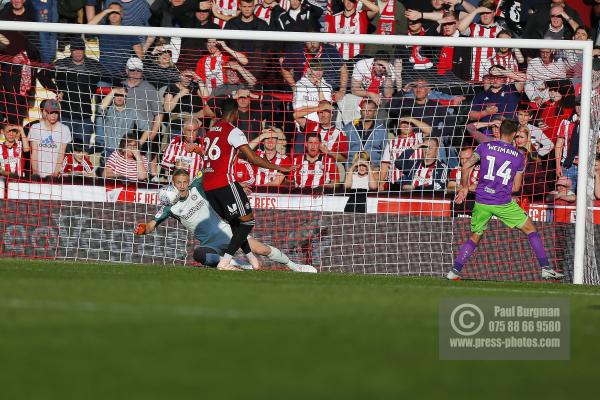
[344,151,378,213]
[555,99,581,191]
[276,0,322,33]
[53,37,105,148]
[326,0,380,60]
[447,146,480,193]
[178,1,220,70]
[195,39,248,96]
[456,0,500,82]
[28,99,72,178]
[88,2,144,78]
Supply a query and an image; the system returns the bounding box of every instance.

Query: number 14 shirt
[475,140,525,205]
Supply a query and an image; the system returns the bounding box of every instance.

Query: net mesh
[0,20,598,282]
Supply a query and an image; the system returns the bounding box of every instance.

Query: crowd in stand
[1,0,600,206]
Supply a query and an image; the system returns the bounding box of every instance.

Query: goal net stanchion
[0,21,597,283]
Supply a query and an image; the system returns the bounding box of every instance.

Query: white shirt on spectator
[293,75,333,123]
[28,122,72,178]
[525,57,568,103]
[352,58,396,92]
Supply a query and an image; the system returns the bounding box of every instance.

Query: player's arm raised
[455,151,480,204]
[238,145,293,173]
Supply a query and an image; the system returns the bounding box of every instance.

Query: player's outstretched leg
[193,246,252,270]
[248,238,317,273]
[519,219,564,280]
[447,234,481,280]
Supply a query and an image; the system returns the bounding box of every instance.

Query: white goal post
[0,20,596,284]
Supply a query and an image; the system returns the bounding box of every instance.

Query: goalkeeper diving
[134,169,316,273]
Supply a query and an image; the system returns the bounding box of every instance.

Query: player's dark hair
[500,119,519,138]
[306,132,321,142]
[221,98,238,118]
[497,29,512,38]
[172,168,190,179]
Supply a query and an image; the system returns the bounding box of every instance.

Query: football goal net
[0,19,597,284]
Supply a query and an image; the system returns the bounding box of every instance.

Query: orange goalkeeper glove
[134,223,146,235]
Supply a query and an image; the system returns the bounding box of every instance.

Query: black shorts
[205,182,253,222]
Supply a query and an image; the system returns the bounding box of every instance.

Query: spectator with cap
[28,99,72,179]
[52,37,106,149]
[88,1,144,78]
[468,65,525,123]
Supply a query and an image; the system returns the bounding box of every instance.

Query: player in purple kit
[449,119,564,281]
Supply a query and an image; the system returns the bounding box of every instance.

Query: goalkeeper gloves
[134,223,146,235]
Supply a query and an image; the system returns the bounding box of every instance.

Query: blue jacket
[342,120,388,168]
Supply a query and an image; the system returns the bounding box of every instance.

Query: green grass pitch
[0,259,599,400]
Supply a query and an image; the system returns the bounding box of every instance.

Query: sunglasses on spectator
[197,9,211,13]
[114,93,126,97]
[6,128,18,133]
[236,95,249,99]
[128,68,142,72]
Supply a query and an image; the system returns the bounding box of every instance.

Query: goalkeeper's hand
[134,223,147,235]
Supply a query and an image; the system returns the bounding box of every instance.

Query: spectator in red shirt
[248,126,292,187]
[292,133,340,189]
[61,144,95,177]
[161,117,204,178]
[0,123,29,178]
[195,39,248,96]
[447,147,480,193]
[294,100,349,163]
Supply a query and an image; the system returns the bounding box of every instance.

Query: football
[158,185,180,206]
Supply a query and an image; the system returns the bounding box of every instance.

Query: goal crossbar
[0,21,595,284]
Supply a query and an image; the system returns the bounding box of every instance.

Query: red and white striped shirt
[467,22,500,82]
[254,149,292,186]
[305,120,349,157]
[293,153,338,188]
[161,136,204,178]
[411,164,437,188]
[481,51,519,78]
[196,54,230,93]
[449,165,480,186]
[381,133,424,183]
[234,159,256,185]
[326,10,369,60]
[106,151,148,181]
[214,0,238,28]
[61,153,94,175]
[0,141,24,176]
[557,118,578,164]
[255,3,273,23]
[202,120,249,191]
